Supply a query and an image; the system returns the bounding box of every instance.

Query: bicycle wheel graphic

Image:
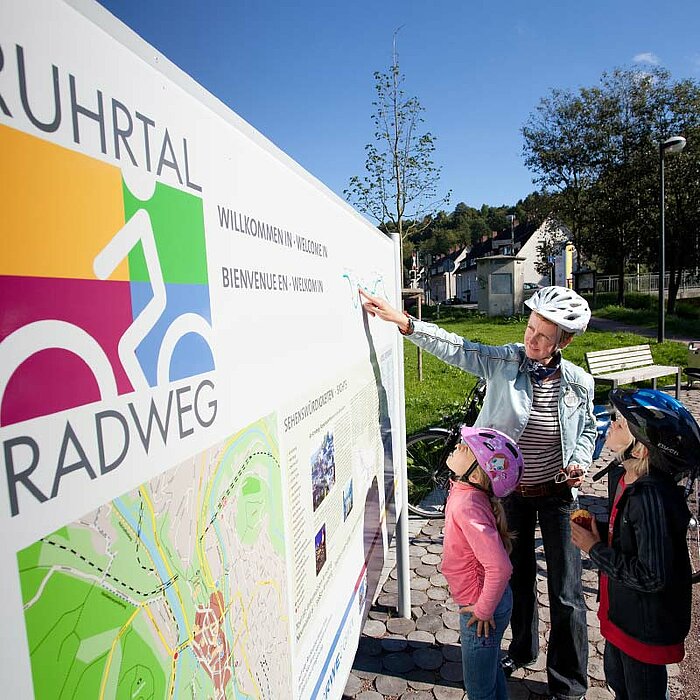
[157,313,214,385]
[0,320,117,426]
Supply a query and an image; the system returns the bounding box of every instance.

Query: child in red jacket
[572,388,697,700]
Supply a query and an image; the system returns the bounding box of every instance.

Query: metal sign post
[391,233,411,618]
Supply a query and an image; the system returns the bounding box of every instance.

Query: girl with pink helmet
[459,426,525,498]
[443,426,523,700]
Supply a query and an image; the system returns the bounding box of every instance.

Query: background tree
[513,191,558,226]
[586,69,666,304]
[523,67,700,310]
[484,205,510,234]
[345,38,450,282]
[662,79,700,312]
[522,87,600,269]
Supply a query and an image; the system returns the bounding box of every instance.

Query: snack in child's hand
[571,508,593,531]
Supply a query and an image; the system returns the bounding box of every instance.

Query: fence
[595,272,700,297]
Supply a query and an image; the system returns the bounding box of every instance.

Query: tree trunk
[667,240,684,315]
[667,267,681,315]
[616,261,626,306]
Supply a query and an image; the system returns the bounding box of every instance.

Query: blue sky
[98,0,700,214]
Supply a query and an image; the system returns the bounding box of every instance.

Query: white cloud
[633,52,660,66]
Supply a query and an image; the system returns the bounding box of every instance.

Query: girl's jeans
[459,585,513,700]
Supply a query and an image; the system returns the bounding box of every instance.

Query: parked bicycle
[405,378,486,519]
[406,380,610,518]
[406,385,700,583]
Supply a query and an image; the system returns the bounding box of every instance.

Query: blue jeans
[604,641,669,700]
[460,585,512,700]
[504,491,588,699]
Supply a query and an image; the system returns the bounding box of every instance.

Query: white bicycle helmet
[524,285,591,334]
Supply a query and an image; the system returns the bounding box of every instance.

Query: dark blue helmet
[609,388,700,480]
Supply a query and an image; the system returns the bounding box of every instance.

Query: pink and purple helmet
[459,426,524,498]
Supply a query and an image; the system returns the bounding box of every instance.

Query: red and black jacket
[589,463,691,646]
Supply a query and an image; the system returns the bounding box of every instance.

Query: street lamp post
[658,135,687,344]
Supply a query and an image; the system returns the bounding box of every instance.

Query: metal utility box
[475,255,525,317]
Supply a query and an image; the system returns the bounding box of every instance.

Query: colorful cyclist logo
[0,126,214,426]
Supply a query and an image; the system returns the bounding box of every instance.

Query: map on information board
[17,416,292,699]
[0,2,403,698]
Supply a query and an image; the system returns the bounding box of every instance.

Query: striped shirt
[518,377,563,485]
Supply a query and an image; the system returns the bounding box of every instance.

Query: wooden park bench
[585,344,682,399]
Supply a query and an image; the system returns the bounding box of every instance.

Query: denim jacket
[408,319,597,468]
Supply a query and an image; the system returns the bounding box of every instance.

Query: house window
[490,273,512,295]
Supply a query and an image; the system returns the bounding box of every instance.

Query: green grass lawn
[585,293,700,339]
[403,311,689,435]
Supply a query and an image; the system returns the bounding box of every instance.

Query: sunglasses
[608,408,617,422]
[554,469,569,484]
[554,466,583,484]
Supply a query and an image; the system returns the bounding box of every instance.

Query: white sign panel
[0,2,404,698]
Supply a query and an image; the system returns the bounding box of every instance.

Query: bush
[582,292,655,311]
[675,301,700,319]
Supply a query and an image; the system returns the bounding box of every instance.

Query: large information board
[0,2,404,698]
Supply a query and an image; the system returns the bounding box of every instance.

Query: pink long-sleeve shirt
[441,480,513,620]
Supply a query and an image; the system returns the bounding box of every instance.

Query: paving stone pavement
[344,385,700,700]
